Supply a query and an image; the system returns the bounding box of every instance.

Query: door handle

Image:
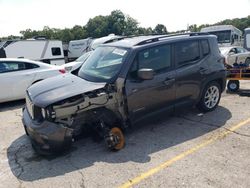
[164,78,175,85]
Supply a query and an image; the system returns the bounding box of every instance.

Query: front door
[125,44,176,122]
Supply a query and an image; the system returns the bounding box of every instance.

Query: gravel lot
[1,81,250,188]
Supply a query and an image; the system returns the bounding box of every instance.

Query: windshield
[75,51,93,62]
[210,30,231,43]
[78,46,128,82]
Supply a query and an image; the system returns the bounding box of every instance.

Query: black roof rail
[135,32,210,46]
[103,36,128,44]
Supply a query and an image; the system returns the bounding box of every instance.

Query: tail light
[59,69,66,74]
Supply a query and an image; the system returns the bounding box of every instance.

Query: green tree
[85,15,109,37]
[188,24,198,32]
[153,24,168,34]
[71,25,87,40]
[108,10,126,35]
[124,16,139,35]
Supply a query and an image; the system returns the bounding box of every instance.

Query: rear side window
[201,40,210,56]
[25,63,39,69]
[175,40,200,66]
[138,44,172,73]
[52,47,61,56]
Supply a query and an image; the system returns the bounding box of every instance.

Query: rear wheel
[227,80,239,92]
[197,82,221,112]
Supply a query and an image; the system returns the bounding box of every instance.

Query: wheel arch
[197,76,225,104]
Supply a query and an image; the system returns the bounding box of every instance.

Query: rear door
[125,44,176,122]
[174,39,209,107]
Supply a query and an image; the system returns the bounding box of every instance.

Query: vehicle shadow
[226,89,250,97]
[0,100,25,112]
[7,106,231,181]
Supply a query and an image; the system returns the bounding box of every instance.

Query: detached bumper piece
[22,108,73,154]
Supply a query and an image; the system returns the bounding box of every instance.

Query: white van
[68,38,92,61]
[0,39,65,65]
[244,28,250,51]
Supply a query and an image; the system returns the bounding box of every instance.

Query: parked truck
[201,25,242,46]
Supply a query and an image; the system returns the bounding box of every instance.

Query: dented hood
[27,74,106,108]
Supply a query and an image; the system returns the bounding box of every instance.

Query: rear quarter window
[201,39,210,56]
[25,63,40,69]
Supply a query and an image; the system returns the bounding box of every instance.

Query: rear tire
[227,80,239,92]
[197,82,221,112]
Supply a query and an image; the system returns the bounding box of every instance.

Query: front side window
[175,40,200,66]
[78,46,128,82]
[0,62,8,73]
[138,44,171,72]
[51,47,61,56]
[0,62,39,73]
[229,48,237,54]
[0,61,25,73]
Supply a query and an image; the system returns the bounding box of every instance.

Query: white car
[62,51,93,75]
[220,46,250,66]
[0,58,66,103]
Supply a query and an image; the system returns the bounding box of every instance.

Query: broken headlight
[40,107,56,120]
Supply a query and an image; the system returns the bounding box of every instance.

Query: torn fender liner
[27,74,106,108]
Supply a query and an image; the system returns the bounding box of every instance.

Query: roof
[104,33,214,48]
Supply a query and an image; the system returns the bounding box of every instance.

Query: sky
[0,0,250,37]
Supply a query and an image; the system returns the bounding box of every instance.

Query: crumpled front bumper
[22,107,73,154]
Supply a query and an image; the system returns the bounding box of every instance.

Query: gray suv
[22,33,226,154]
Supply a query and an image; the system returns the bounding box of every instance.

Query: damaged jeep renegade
[22,33,226,154]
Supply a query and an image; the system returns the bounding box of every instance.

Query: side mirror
[137,68,154,80]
